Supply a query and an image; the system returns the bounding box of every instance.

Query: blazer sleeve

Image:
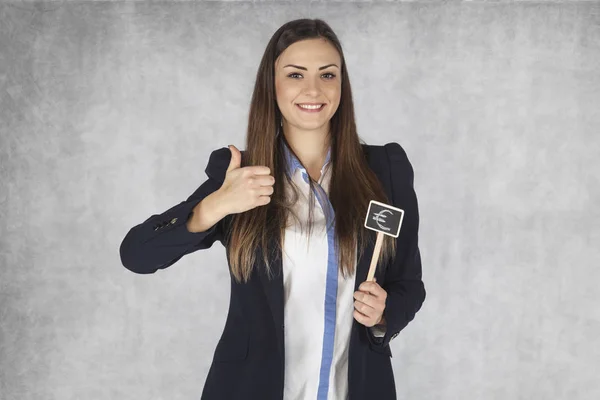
[119,147,231,274]
[366,142,426,350]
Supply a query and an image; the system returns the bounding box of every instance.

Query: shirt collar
[282,140,331,180]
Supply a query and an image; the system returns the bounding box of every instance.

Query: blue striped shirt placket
[282,142,338,399]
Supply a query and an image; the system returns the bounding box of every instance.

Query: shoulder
[205,146,247,183]
[383,142,409,162]
[361,142,410,164]
[363,142,415,185]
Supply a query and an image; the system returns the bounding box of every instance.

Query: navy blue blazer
[119,142,425,400]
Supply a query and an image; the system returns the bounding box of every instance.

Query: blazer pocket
[214,331,249,362]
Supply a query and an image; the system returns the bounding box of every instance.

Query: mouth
[296,103,326,113]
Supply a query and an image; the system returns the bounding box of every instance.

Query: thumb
[226,144,241,173]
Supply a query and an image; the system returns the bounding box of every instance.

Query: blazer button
[170,218,177,224]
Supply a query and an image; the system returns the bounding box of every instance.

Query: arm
[119,147,230,274]
[366,142,426,349]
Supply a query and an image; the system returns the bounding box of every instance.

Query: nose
[303,78,321,96]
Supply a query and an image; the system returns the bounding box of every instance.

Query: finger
[358,281,378,292]
[249,166,271,175]
[354,299,377,318]
[227,145,242,172]
[354,292,380,310]
[255,175,275,186]
[257,195,271,205]
[353,309,373,327]
[257,185,274,196]
[358,281,384,298]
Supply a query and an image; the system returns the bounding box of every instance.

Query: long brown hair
[225,18,396,283]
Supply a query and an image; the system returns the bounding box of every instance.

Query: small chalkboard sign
[363,200,405,281]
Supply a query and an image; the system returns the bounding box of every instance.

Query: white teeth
[298,104,323,110]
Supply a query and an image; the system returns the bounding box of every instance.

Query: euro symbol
[372,209,392,231]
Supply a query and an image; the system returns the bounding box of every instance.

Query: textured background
[1,1,599,399]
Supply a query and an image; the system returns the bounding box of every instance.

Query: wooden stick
[366,231,384,282]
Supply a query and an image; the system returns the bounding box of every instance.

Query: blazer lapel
[352,144,381,290]
[258,236,285,358]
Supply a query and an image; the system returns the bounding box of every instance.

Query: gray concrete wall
[1,1,599,399]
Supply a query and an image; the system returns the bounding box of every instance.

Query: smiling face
[274,38,342,136]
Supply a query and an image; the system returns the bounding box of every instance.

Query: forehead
[275,38,340,67]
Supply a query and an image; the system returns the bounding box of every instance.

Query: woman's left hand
[353,278,387,328]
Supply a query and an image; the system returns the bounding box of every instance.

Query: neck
[282,125,331,172]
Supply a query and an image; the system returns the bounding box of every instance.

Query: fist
[217,145,275,215]
[353,278,387,328]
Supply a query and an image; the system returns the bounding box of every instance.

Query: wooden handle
[366,231,384,282]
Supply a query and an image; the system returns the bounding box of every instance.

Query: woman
[120,18,425,400]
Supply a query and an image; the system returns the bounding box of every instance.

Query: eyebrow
[283,64,339,71]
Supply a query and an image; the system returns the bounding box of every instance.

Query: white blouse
[280,142,384,400]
